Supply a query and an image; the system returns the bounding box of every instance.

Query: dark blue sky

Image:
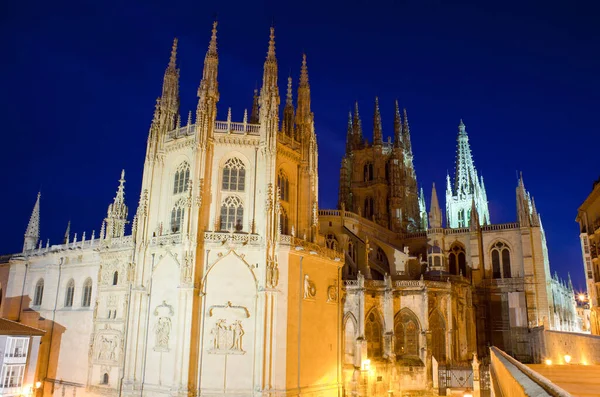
[1,0,598,290]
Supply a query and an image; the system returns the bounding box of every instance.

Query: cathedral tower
[446,120,490,228]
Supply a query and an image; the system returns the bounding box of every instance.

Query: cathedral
[0,22,579,397]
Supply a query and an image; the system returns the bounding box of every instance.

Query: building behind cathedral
[0,22,579,397]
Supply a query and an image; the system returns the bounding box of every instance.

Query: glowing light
[463,391,473,397]
[35,382,42,389]
[579,294,586,302]
[545,359,552,365]
[361,359,371,371]
[564,355,572,364]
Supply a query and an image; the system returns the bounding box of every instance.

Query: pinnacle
[267,27,276,59]
[286,76,293,105]
[169,37,178,69]
[300,53,309,85]
[208,21,218,55]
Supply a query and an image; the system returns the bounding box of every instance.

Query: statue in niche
[153,300,175,352]
[304,275,316,300]
[155,317,172,351]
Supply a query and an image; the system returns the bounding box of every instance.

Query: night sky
[1,1,598,290]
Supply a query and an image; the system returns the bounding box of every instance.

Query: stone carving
[153,300,175,352]
[304,274,316,300]
[327,281,338,303]
[266,255,279,288]
[209,319,246,355]
[208,301,250,318]
[97,336,118,361]
[182,251,193,283]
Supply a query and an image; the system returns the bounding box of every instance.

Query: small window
[170,199,186,234]
[491,242,511,279]
[222,158,246,192]
[364,197,374,219]
[220,196,244,232]
[363,162,374,182]
[64,279,75,307]
[173,162,190,194]
[101,373,109,385]
[278,171,290,202]
[112,271,119,286]
[33,279,44,306]
[82,278,92,307]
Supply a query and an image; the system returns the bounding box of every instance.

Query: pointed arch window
[173,162,190,194]
[395,310,420,356]
[220,196,244,232]
[491,241,511,279]
[170,199,186,234]
[64,279,75,307]
[429,310,446,362]
[344,316,357,365]
[279,206,289,235]
[363,162,374,182]
[82,278,93,307]
[222,158,246,192]
[449,244,467,276]
[325,234,338,250]
[278,171,290,202]
[458,208,466,228]
[33,279,44,306]
[365,311,382,358]
[348,241,357,263]
[364,197,374,219]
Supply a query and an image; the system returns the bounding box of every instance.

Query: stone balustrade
[489,346,570,397]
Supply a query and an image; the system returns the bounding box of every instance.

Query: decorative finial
[169,38,178,69]
[300,53,309,85]
[187,110,192,126]
[208,21,218,55]
[286,76,293,105]
[267,27,276,59]
[458,119,466,134]
[243,109,248,124]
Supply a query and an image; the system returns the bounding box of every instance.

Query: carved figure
[303,275,316,299]
[231,320,244,350]
[155,316,172,349]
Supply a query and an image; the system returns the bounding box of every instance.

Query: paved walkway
[527,364,600,397]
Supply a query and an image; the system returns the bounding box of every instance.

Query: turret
[250,88,259,124]
[23,192,41,252]
[393,100,403,149]
[196,21,220,146]
[159,38,180,133]
[429,183,442,228]
[373,97,383,147]
[102,170,129,240]
[282,76,295,137]
[259,27,280,152]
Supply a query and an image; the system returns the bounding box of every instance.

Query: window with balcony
[220,196,244,232]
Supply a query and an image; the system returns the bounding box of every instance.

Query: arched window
[278,171,290,202]
[33,279,44,306]
[220,196,244,232]
[82,278,93,307]
[344,315,357,365]
[430,310,446,362]
[173,162,190,194]
[348,241,357,263]
[395,309,420,356]
[458,209,465,228]
[64,279,74,307]
[101,373,109,385]
[364,197,374,219]
[363,162,374,182]
[449,244,467,276]
[112,271,119,286]
[279,207,289,235]
[325,234,338,250]
[170,199,186,234]
[365,311,382,358]
[222,158,246,192]
[491,241,511,279]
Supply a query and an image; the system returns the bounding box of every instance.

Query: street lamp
[463,389,473,397]
[564,355,572,364]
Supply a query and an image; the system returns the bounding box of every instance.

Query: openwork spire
[168,38,178,70]
[346,111,354,153]
[103,170,129,240]
[196,21,220,145]
[208,21,218,57]
[160,37,180,133]
[23,192,41,252]
[296,54,311,125]
[402,108,412,153]
[393,100,403,148]
[286,75,293,106]
[282,75,295,137]
[267,26,276,60]
[300,53,309,86]
[352,101,363,147]
[373,97,383,146]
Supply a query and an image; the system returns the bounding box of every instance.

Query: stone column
[471,353,481,397]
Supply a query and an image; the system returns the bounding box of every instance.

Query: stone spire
[403,108,412,154]
[259,26,280,151]
[469,197,479,230]
[63,220,71,244]
[103,170,129,240]
[159,37,180,132]
[352,101,363,148]
[447,120,490,228]
[250,88,259,124]
[23,192,40,252]
[196,21,220,146]
[419,187,428,230]
[429,183,442,228]
[346,111,354,153]
[372,97,383,147]
[282,75,295,137]
[296,54,312,129]
[393,100,403,148]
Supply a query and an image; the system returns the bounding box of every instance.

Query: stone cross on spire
[23,192,41,252]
